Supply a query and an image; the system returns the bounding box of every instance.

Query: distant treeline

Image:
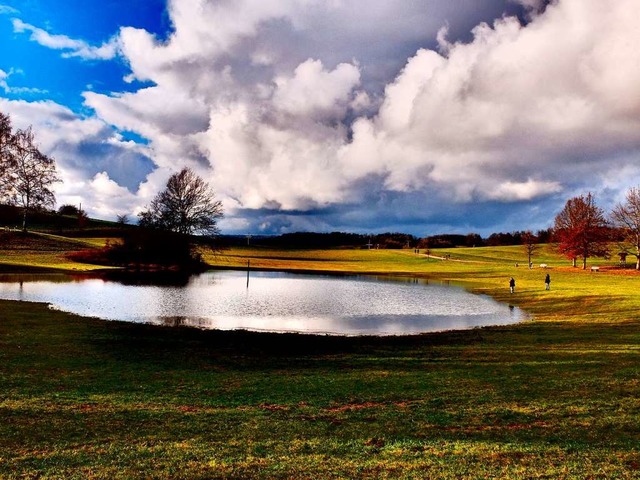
[0,203,566,249]
[423,229,554,249]
[220,229,557,249]
[0,204,128,237]
[220,232,417,249]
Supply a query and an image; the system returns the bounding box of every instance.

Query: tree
[553,192,610,269]
[0,126,60,231]
[611,186,640,270]
[58,204,80,216]
[0,112,11,157]
[0,112,13,198]
[139,167,223,236]
[521,230,539,267]
[536,228,554,244]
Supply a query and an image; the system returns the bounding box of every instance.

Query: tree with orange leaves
[553,192,611,269]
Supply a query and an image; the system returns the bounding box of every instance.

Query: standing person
[545,273,551,290]
[509,277,516,294]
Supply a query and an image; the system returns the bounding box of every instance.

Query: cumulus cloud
[5,0,640,234]
[338,0,640,207]
[0,98,154,218]
[272,59,361,119]
[76,0,640,232]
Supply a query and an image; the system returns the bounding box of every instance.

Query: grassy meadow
[0,233,639,478]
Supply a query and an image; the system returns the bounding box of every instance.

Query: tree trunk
[572,258,577,268]
[582,257,587,270]
[22,193,29,232]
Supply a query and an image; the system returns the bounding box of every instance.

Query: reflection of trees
[0,273,71,284]
[160,317,210,328]
[162,317,187,327]
[100,270,193,287]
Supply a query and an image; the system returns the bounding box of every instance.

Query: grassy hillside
[0,238,639,477]
[0,231,111,271]
[0,231,106,271]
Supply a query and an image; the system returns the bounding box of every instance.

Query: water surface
[0,270,526,336]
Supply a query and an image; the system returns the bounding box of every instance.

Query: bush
[68,229,207,271]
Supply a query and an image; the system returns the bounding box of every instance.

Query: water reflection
[0,270,526,336]
[99,270,194,286]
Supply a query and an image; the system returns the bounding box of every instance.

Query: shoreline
[2,247,639,477]
[0,265,529,338]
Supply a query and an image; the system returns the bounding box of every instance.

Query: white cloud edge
[12,18,119,61]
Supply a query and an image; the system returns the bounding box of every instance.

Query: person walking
[509,277,515,294]
[545,273,551,290]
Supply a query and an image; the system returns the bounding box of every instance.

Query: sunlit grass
[205,245,640,324]
[0,231,111,271]
[1,238,639,477]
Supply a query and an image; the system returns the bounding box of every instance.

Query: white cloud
[80,0,640,218]
[0,4,18,15]
[0,69,9,90]
[337,0,640,202]
[12,19,118,60]
[272,59,361,119]
[5,0,640,233]
[0,98,153,219]
[488,179,563,201]
[0,68,47,95]
[83,87,210,137]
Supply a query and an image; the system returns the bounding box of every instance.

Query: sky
[0,0,639,236]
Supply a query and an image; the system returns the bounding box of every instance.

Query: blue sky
[0,0,166,109]
[1,0,639,236]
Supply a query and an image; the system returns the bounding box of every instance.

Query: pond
[0,270,526,336]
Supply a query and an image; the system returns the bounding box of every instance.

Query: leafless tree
[0,112,11,150]
[521,230,539,267]
[0,112,13,197]
[139,167,223,237]
[611,186,640,270]
[553,192,610,269]
[0,126,60,231]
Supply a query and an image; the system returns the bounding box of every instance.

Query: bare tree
[521,230,539,267]
[611,186,640,270]
[0,126,60,231]
[0,112,13,198]
[0,112,11,152]
[139,167,223,236]
[553,192,610,269]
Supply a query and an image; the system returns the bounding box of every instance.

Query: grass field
[0,231,110,272]
[0,234,639,478]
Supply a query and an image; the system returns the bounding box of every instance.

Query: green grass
[0,231,110,271]
[1,239,639,478]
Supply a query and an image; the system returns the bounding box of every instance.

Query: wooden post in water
[246,259,250,288]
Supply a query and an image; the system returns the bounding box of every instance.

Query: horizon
[1,0,639,237]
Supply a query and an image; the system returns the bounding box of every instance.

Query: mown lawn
[0,240,639,478]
